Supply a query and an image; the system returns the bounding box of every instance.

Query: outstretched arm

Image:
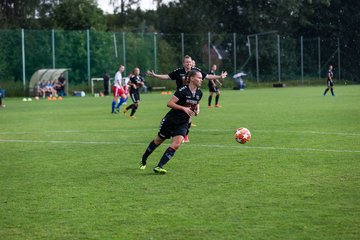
[146,70,170,80]
[206,71,228,80]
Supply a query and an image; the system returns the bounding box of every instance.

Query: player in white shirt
[111,65,127,114]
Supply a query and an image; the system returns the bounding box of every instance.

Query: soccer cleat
[191,122,197,127]
[208,105,213,108]
[153,166,167,174]
[129,115,136,119]
[123,109,128,115]
[111,111,117,114]
[139,160,146,170]
[115,108,120,113]
[215,104,222,108]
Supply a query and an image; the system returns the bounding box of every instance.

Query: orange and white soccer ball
[235,127,251,144]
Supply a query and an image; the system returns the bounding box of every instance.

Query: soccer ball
[235,127,251,144]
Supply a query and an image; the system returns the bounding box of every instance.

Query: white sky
[97,0,172,13]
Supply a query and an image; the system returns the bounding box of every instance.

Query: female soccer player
[123,67,144,119]
[207,64,223,108]
[111,65,127,114]
[146,55,227,142]
[323,64,335,96]
[139,70,203,174]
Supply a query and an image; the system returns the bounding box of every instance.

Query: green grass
[0,86,359,240]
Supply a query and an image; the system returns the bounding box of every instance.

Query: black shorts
[130,92,140,103]
[208,85,219,93]
[157,117,189,140]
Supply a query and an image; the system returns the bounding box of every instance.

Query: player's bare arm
[206,71,228,80]
[194,104,200,116]
[146,70,170,80]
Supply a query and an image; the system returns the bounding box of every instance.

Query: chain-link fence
[0,29,350,95]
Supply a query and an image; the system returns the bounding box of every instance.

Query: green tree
[53,0,106,30]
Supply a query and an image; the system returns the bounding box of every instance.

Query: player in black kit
[146,55,227,142]
[323,64,335,96]
[123,67,144,119]
[207,64,223,108]
[140,70,203,174]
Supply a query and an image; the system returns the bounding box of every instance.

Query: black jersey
[168,67,207,90]
[207,70,216,88]
[165,85,203,124]
[327,70,333,81]
[129,75,144,94]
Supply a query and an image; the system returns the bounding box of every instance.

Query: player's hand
[220,71,228,79]
[146,70,155,77]
[194,109,200,116]
[183,107,195,117]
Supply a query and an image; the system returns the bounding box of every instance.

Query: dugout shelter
[29,69,69,96]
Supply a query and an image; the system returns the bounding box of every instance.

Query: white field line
[0,128,360,136]
[0,139,359,153]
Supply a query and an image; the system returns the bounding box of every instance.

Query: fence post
[337,37,341,81]
[300,36,304,84]
[208,32,211,70]
[52,29,55,69]
[255,34,259,84]
[22,29,26,92]
[122,32,126,74]
[181,33,184,58]
[233,33,237,74]
[154,32,157,72]
[277,34,281,83]
[87,29,91,87]
[113,33,118,59]
[318,37,321,81]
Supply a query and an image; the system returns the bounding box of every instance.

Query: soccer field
[0,86,359,239]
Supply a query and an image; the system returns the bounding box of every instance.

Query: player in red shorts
[111,65,127,114]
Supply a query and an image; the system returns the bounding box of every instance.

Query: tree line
[0,0,359,84]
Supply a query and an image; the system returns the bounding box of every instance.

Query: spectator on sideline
[54,74,66,97]
[103,71,110,96]
[0,88,4,107]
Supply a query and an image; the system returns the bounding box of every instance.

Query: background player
[111,65,127,114]
[139,70,203,174]
[323,64,335,96]
[123,67,144,119]
[207,64,223,108]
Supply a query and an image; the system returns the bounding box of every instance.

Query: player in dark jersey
[146,55,227,90]
[207,64,223,108]
[123,67,144,119]
[323,65,335,96]
[146,55,227,142]
[139,70,203,174]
